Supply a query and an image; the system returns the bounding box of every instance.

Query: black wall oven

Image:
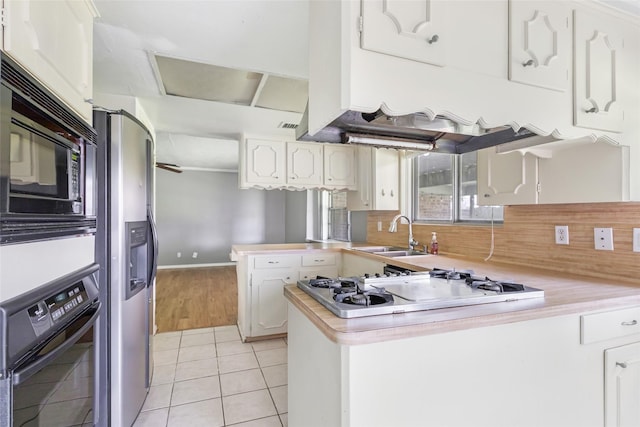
[0,264,101,426]
[0,53,97,244]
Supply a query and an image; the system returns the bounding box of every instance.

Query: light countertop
[232,244,640,345]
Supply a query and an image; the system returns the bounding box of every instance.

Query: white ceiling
[92,0,640,170]
[92,0,310,170]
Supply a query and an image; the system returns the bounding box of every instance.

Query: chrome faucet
[389,214,419,250]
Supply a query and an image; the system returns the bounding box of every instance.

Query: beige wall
[366,203,640,283]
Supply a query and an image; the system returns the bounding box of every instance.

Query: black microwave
[0,54,97,244]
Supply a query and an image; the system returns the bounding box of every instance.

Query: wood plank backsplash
[366,203,640,283]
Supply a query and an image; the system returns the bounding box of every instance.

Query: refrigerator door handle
[147,208,159,286]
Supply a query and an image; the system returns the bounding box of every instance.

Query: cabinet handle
[290,176,295,179]
[391,189,394,197]
[616,362,628,369]
[484,194,490,198]
[268,261,279,264]
[381,189,386,196]
[314,259,324,262]
[522,59,535,67]
[585,107,597,113]
[621,320,638,326]
[427,34,439,44]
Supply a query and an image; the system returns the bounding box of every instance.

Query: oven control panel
[28,282,89,336]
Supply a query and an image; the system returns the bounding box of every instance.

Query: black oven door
[11,302,100,427]
[0,264,101,427]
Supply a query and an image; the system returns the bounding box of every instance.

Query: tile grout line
[214,329,228,427]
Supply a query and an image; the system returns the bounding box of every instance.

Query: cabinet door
[287,142,323,186]
[605,342,640,427]
[245,139,286,186]
[477,147,538,205]
[324,145,356,188]
[508,1,570,91]
[3,0,95,122]
[360,0,446,66]
[373,148,399,210]
[573,10,624,132]
[250,269,295,337]
[538,142,629,204]
[347,146,373,210]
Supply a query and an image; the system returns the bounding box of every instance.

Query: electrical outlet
[594,228,614,251]
[555,225,569,245]
[177,252,182,258]
[377,221,382,232]
[633,228,640,253]
[192,251,198,259]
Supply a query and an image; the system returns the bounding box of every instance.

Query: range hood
[296,106,558,154]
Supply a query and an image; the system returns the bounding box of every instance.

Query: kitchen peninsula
[279,249,640,427]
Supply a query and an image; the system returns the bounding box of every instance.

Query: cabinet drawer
[581,307,640,344]
[299,267,339,281]
[301,253,336,267]
[253,255,300,269]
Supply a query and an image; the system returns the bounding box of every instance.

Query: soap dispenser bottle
[430,232,439,255]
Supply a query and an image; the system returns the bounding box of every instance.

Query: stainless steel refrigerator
[94,110,158,427]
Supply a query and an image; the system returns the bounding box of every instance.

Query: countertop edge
[284,286,640,346]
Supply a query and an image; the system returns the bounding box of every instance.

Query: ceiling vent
[152,55,308,113]
[278,122,298,129]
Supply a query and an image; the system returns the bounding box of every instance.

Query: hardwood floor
[155,266,237,332]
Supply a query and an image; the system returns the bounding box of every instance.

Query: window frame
[411,152,503,225]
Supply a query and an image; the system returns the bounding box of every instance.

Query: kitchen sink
[353,247,427,257]
[372,249,427,257]
[353,246,395,253]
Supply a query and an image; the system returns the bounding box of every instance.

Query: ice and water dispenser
[125,221,148,300]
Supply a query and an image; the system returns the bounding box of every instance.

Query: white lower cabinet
[236,251,340,341]
[250,268,296,337]
[605,342,640,427]
[581,306,640,427]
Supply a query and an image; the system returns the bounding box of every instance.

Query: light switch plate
[594,228,614,251]
[633,228,640,252]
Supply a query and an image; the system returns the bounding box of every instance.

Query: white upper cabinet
[324,144,356,189]
[287,142,323,186]
[573,9,624,132]
[478,140,630,205]
[2,0,97,123]
[240,139,356,190]
[477,147,539,206]
[243,139,287,187]
[348,146,399,211]
[508,1,570,91]
[360,0,447,66]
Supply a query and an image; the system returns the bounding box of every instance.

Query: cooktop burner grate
[465,277,526,293]
[429,268,473,280]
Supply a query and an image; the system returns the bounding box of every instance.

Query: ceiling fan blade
[156,162,183,173]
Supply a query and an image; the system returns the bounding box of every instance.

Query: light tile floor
[134,325,288,427]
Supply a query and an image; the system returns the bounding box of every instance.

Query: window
[328,191,350,241]
[413,151,503,223]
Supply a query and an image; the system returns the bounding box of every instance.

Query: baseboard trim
[158,262,236,270]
